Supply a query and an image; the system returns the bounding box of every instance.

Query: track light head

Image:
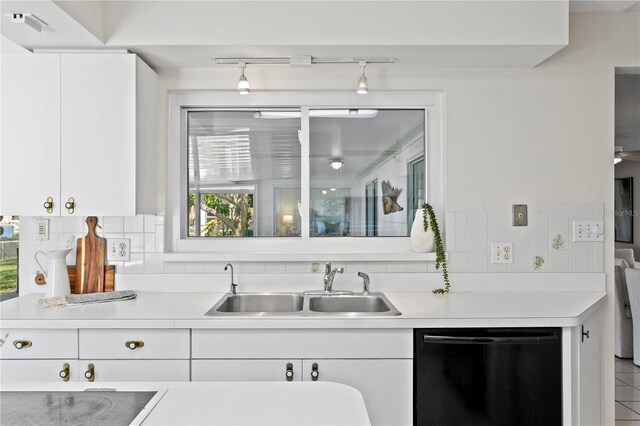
[238,62,250,95]
[357,61,368,95]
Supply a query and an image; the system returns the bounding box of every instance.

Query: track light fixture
[238,62,250,95]
[214,56,394,93]
[357,61,368,95]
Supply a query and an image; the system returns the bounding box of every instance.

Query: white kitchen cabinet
[1,360,79,383]
[0,53,157,216]
[0,54,61,215]
[192,359,303,382]
[0,329,78,359]
[78,360,190,382]
[571,309,602,425]
[79,329,190,360]
[191,329,412,425]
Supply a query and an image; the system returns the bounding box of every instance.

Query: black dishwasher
[414,328,562,426]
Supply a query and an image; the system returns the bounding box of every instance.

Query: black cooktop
[1,390,157,426]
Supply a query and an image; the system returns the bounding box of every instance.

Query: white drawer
[78,360,190,382]
[79,329,190,359]
[192,329,412,359]
[0,329,78,359]
[1,360,80,383]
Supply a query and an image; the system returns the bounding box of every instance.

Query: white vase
[410,208,435,253]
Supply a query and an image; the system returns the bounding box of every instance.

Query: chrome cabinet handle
[13,340,32,349]
[59,363,70,382]
[311,363,319,381]
[84,363,95,382]
[125,341,145,350]
[285,362,294,382]
[64,197,75,214]
[43,197,54,214]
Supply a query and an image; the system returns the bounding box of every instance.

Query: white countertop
[1,381,370,426]
[0,291,606,329]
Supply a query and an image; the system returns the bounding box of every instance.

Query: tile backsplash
[24,202,604,281]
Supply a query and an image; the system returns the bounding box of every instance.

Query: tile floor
[616,357,640,425]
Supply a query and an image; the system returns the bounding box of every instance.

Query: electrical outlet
[491,243,513,264]
[35,219,49,241]
[572,221,604,242]
[107,238,130,261]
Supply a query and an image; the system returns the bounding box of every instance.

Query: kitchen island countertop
[0,291,606,329]
[1,381,370,426]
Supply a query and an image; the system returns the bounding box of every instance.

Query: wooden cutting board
[75,216,106,293]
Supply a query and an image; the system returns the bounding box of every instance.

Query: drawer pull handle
[285,362,294,382]
[126,341,144,350]
[43,197,54,214]
[311,363,319,381]
[65,197,75,214]
[13,340,32,349]
[84,363,95,382]
[59,363,70,382]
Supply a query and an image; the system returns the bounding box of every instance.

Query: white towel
[39,290,137,308]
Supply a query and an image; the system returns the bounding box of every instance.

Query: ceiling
[569,0,639,13]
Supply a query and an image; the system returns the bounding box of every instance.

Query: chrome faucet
[225,263,237,295]
[323,262,344,293]
[358,272,370,295]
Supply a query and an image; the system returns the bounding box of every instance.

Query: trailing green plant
[422,203,450,294]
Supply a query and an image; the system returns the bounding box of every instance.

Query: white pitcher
[35,249,72,298]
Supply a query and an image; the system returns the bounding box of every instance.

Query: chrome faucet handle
[358,272,370,295]
[324,262,332,275]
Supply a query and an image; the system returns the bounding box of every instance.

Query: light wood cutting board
[75,216,106,293]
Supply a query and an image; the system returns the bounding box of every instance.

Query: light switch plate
[35,219,49,241]
[572,221,604,242]
[491,243,513,264]
[107,238,130,261]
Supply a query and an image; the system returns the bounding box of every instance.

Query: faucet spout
[225,263,237,294]
[323,263,344,293]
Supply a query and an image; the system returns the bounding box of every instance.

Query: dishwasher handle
[423,334,558,344]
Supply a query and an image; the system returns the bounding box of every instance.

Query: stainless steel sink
[205,292,401,316]
[205,293,304,316]
[308,293,401,316]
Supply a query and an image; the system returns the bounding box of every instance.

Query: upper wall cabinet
[0,53,158,216]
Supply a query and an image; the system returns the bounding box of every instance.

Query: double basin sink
[205,292,401,317]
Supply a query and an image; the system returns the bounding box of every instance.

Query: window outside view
[186,108,425,238]
[0,216,19,296]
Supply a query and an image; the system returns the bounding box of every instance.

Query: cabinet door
[79,360,189,382]
[579,310,601,425]
[192,360,302,382]
[1,360,79,383]
[302,359,412,426]
[60,54,136,216]
[0,54,61,215]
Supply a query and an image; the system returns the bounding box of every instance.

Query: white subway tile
[467,232,488,253]
[446,202,456,212]
[590,243,604,273]
[204,262,230,273]
[163,262,185,273]
[487,211,508,232]
[266,262,287,274]
[128,233,144,253]
[508,252,529,273]
[570,251,590,272]
[243,261,266,273]
[455,233,468,253]
[124,216,144,233]
[103,217,124,233]
[467,252,488,273]
[143,255,164,273]
[447,253,468,273]
[387,262,408,273]
[457,202,483,212]
[185,262,206,273]
[549,250,570,272]
[549,211,569,232]
[407,262,429,273]
[144,215,156,233]
[468,212,488,232]
[445,212,456,225]
[123,254,144,273]
[487,263,508,273]
[530,212,549,232]
[46,217,63,234]
[155,225,165,252]
[509,228,529,251]
[455,213,468,232]
[445,226,456,252]
[62,217,84,234]
[144,234,156,253]
[366,262,387,273]
[483,202,509,212]
[487,232,509,245]
[344,262,367,274]
[285,262,307,273]
[156,215,165,225]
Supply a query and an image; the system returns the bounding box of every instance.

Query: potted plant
[418,203,450,294]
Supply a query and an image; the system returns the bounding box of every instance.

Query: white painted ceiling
[569,0,639,13]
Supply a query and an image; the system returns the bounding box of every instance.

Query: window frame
[167,92,444,256]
